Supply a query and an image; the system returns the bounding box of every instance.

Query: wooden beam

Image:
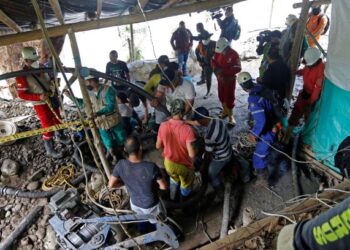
[96,0,103,19]
[0,0,245,47]
[0,9,22,33]
[162,0,179,9]
[294,0,331,8]
[48,0,65,25]
[131,0,149,14]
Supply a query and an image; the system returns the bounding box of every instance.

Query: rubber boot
[44,139,63,159]
[55,130,71,145]
[283,126,294,144]
[219,103,228,119]
[170,179,179,201]
[227,108,236,126]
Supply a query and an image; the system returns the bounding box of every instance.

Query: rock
[88,173,103,193]
[35,227,46,240]
[5,210,11,218]
[1,159,20,176]
[44,226,58,250]
[26,181,39,191]
[0,208,5,219]
[28,234,38,243]
[2,225,12,238]
[242,207,255,227]
[12,204,22,213]
[20,237,30,246]
[4,204,12,211]
[10,215,21,226]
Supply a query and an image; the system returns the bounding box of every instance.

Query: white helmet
[215,37,230,53]
[237,72,252,85]
[285,14,298,27]
[304,47,322,66]
[21,47,39,61]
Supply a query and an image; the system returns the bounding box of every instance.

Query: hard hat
[215,37,230,53]
[21,47,39,61]
[304,47,322,66]
[170,99,185,116]
[237,72,254,90]
[285,14,298,27]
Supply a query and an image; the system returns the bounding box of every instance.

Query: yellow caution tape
[0,119,94,144]
[42,164,75,191]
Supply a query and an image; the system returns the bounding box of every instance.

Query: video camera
[210,8,223,20]
[256,30,272,44]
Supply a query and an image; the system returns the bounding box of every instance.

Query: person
[214,6,240,43]
[259,47,290,99]
[277,196,350,250]
[306,4,328,48]
[170,21,193,76]
[211,37,242,125]
[238,72,277,185]
[152,62,195,121]
[109,135,167,217]
[117,92,133,136]
[195,32,216,98]
[156,99,196,201]
[64,72,126,164]
[142,55,170,125]
[192,22,212,42]
[105,50,130,90]
[256,30,282,77]
[284,47,325,143]
[16,47,69,159]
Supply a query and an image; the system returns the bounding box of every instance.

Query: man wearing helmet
[211,37,242,125]
[284,47,325,143]
[156,99,196,201]
[237,72,277,186]
[16,47,69,159]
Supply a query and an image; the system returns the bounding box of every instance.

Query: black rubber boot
[55,130,71,145]
[44,139,63,159]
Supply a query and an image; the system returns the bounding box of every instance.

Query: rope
[42,164,75,191]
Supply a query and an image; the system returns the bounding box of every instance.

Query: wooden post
[287,0,312,100]
[130,24,135,61]
[268,0,275,29]
[67,29,112,178]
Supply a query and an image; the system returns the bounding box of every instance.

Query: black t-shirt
[261,58,290,99]
[106,61,129,90]
[112,159,161,209]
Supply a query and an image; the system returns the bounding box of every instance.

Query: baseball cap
[158,55,170,65]
[192,107,209,120]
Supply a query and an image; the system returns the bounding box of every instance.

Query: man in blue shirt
[237,72,277,185]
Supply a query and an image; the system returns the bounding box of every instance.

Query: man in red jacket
[211,37,242,125]
[16,47,69,159]
[284,47,325,143]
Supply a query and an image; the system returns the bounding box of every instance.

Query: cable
[260,211,296,224]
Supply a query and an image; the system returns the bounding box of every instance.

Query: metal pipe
[0,206,43,250]
[220,181,232,239]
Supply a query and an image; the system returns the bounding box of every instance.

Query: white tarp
[325,0,350,91]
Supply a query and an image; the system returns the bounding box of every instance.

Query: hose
[73,141,99,173]
[220,181,232,239]
[0,206,43,250]
[0,172,88,199]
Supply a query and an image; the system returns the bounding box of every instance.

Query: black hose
[73,141,99,173]
[0,173,88,199]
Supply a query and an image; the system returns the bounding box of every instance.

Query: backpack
[232,20,241,40]
[318,14,330,35]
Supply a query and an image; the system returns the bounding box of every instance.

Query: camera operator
[213,7,240,43]
[256,30,282,77]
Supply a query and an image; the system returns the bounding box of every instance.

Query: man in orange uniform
[16,47,69,159]
[284,47,325,143]
[306,4,328,47]
[211,37,241,125]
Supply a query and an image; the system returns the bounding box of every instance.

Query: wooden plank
[96,0,103,19]
[294,0,331,8]
[0,9,22,33]
[48,0,65,25]
[131,0,149,14]
[0,0,245,47]
[287,0,312,100]
[162,0,179,9]
[201,181,350,249]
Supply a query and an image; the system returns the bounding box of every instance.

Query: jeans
[177,51,189,75]
[208,156,232,188]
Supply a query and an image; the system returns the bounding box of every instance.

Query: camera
[256,30,272,44]
[210,8,223,20]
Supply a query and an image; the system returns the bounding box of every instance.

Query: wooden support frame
[294,0,331,8]
[0,9,22,33]
[161,0,178,9]
[0,0,245,47]
[132,0,149,13]
[96,0,103,19]
[48,0,65,25]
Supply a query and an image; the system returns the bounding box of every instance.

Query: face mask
[31,61,39,69]
[202,39,210,45]
[312,8,321,15]
[86,85,94,91]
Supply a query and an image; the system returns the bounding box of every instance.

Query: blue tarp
[302,78,350,173]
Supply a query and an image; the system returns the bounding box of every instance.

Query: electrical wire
[260,211,296,224]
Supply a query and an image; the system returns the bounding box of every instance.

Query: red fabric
[34,105,61,140]
[157,119,196,168]
[16,75,41,101]
[211,48,241,109]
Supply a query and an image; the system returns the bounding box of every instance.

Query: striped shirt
[205,119,232,161]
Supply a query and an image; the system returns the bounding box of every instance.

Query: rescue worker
[64,71,126,164]
[16,47,69,159]
[211,37,242,125]
[156,99,196,201]
[238,72,277,186]
[195,32,216,98]
[306,4,328,48]
[284,48,325,143]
